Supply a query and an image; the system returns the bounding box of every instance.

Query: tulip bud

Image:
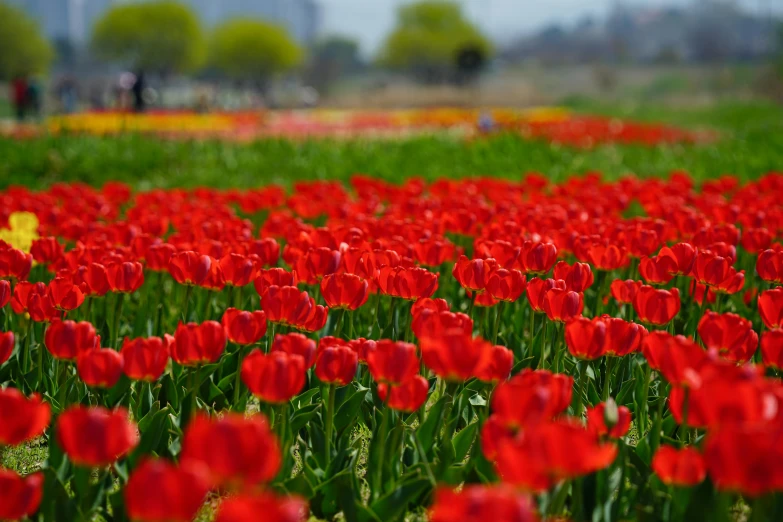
[603,398,619,431]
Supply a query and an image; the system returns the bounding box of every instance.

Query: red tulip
[221,308,267,345]
[413,236,455,267]
[741,228,772,254]
[30,236,63,265]
[602,316,647,357]
[704,422,783,497]
[610,279,642,304]
[0,388,50,445]
[587,402,632,438]
[168,251,213,286]
[412,309,472,339]
[761,329,783,369]
[146,243,177,272]
[411,297,449,317]
[74,262,111,297]
[490,369,573,429]
[642,331,709,385]
[216,492,308,522]
[584,242,628,271]
[668,361,774,429]
[639,255,676,285]
[553,261,594,292]
[691,251,733,287]
[757,249,783,284]
[452,255,497,292]
[219,253,256,287]
[658,242,696,275]
[271,333,316,369]
[0,247,32,280]
[180,413,281,488]
[315,344,358,386]
[0,279,9,308]
[377,266,438,300]
[77,348,124,388]
[652,446,706,487]
[254,268,297,297]
[565,316,607,360]
[0,469,43,521]
[125,459,211,522]
[121,336,172,382]
[698,311,758,363]
[0,331,13,365]
[633,285,680,325]
[420,330,489,382]
[429,485,539,522]
[474,344,514,383]
[759,288,783,329]
[525,278,565,313]
[474,239,521,269]
[347,337,376,363]
[366,340,419,385]
[47,277,84,311]
[107,261,145,293]
[486,269,526,302]
[172,321,227,366]
[11,281,59,322]
[44,320,98,361]
[320,273,369,310]
[241,350,306,404]
[496,418,618,491]
[261,286,313,326]
[377,375,429,413]
[520,241,557,274]
[543,287,584,322]
[57,406,139,467]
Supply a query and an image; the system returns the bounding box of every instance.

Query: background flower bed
[4,98,780,520]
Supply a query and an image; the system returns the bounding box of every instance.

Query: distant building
[13,0,321,45]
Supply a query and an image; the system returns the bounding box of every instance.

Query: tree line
[0,0,493,86]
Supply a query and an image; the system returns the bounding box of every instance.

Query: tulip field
[1,102,783,522]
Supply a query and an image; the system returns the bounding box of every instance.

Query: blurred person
[132,71,146,113]
[55,75,79,114]
[25,77,42,120]
[11,76,28,121]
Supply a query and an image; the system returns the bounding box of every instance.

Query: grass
[0,100,781,190]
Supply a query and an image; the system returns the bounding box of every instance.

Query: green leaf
[416,396,446,451]
[335,386,370,435]
[129,406,170,468]
[136,401,161,433]
[452,422,478,461]
[616,377,637,407]
[290,403,321,434]
[368,478,431,522]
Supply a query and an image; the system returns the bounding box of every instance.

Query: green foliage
[92,0,205,74]
[0,101,781,190]
[208,19,303,81]
[379,1,492,77]
[0,1,53,80]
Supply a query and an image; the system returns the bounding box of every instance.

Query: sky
[319,0,782,56]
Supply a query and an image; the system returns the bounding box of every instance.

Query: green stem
[57,361,69,411]
[492,301,503,345]
[21,320,32,374]
[602,356,617,401]
[335,308,347,339]
[678,386,690,446]
[266,322,276,353]
[574,360,589,417]
[373,401,390,499]
[547,481,571,517]
[190,365,201,416]
[390,298,398,341]
[232,345,246,412]
[111,292,125,349]
[439,382,459,442]
[182,285,194,323]
[325,384,336,467]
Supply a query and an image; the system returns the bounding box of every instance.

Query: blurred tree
[378,0,492,84]
[92,1,205,75]
[208,19,302,91]
[0,1,53,80]
[305,35,363,93]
